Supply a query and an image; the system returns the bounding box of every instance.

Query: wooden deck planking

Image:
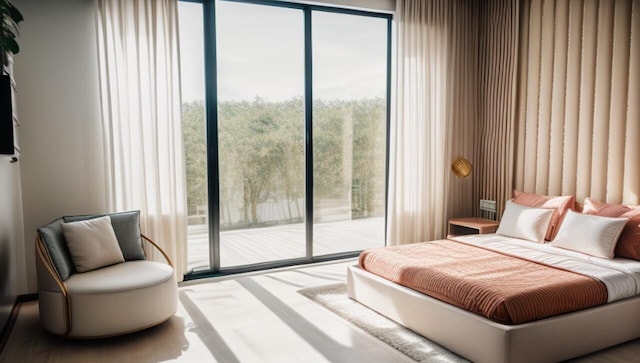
[187,217,384,272]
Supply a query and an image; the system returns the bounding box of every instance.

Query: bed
[347,233,640,363]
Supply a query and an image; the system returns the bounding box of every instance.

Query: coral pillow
[512,190,575,241]
[582,198,640,260]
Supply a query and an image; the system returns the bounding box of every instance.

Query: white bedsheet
[452,234,640,302]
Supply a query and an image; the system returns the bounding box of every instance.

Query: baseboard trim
[15,293,38,303]
[0,293,38,356]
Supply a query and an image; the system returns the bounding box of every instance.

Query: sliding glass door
[178,1,209,272]
[216,2,306,267]
[178,0,391,276]
[312,11,388,256]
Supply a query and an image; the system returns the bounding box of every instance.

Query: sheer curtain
[514,0,640,207]
[388,0,478,245]
[96,0,188,279]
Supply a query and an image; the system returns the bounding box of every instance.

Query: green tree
[313,100,346,200]
[219,98,305,226]
[273,98,305,221]
[182,96,386,227]
[181,101,207,215]
[352,98,386,217]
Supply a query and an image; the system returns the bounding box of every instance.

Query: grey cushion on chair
[37,218,76,281]
[63,210,146,261]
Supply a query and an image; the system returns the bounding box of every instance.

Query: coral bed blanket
[358,239,607,324]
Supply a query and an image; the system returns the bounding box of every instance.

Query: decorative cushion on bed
[64,210,145,261]
[61,216,125,272]
[550,210,628,259]
[512,190,575,241]
[582,198,640,260]
[496,201,554,243]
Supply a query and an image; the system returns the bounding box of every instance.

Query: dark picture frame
[0,74,14,155]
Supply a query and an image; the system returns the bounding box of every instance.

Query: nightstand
[448,217,499,237]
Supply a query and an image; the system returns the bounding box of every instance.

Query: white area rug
[298,283,469,363]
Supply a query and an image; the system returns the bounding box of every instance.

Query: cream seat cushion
[64,260,174,294]
[50,260,178,337]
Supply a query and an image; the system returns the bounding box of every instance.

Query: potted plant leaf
[0,0,23,68]
[0,0,22,155]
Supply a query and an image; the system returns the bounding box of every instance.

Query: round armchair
[35,211,177,338]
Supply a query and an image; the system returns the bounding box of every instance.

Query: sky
[177,1,388,103]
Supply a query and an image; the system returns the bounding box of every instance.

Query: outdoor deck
[187,217,384,272]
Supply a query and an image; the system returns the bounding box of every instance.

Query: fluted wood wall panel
[391,0,637,237]
[514,0,639,207]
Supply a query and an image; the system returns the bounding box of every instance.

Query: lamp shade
[452,157,472,178]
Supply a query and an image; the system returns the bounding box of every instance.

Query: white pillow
[61,215,125,272]
[496,200,554,243]
[550,210,628,259]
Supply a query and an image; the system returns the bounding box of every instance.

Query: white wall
[13,0,106,292]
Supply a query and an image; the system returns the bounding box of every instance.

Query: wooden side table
[448,217,499,238]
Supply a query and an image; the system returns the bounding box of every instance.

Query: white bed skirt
[347,264,640,363]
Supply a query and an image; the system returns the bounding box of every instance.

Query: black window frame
[181,0,392,280]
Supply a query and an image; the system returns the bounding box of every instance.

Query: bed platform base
[347,265,640,363]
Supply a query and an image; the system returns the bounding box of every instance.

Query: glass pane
[312,12,387,256]
[216,1,306,267]
[178,2,209,272]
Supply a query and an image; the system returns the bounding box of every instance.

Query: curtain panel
[473,0,520,219]
[96,0,188,279]
[388,0,478,245]
[514,0,640,206]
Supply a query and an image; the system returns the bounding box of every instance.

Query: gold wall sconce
[451,157,472,178]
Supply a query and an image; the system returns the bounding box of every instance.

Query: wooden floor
[2,260,640,362]
[187,217,385,272]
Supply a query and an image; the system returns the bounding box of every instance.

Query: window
[312,11,388,256]
[178,0,391,276]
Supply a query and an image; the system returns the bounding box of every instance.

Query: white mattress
[452,234,640,302]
